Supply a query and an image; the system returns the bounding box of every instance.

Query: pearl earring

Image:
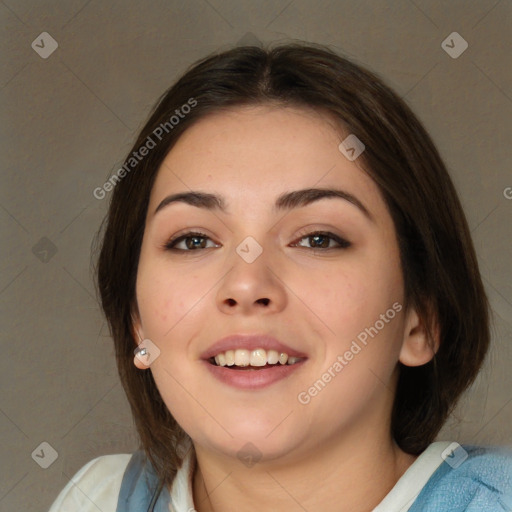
[134,332,148,368]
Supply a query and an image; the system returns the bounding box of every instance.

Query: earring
[134,346,147,357]
[133,332,148,368]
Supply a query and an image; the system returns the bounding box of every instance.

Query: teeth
[224,350,235,366]
[267,349,279,365]
[250,348,267,367]
[212,348,303,367]
[234,349,250,367]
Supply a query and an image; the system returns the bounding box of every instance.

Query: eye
[163,230,351,252]
[164,231,219,251]
[291,231,351,250]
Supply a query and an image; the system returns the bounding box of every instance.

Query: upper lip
[201,334,308,360]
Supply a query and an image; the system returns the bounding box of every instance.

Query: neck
[192,425,417,512]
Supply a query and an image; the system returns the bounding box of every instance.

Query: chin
[195,419,306,462]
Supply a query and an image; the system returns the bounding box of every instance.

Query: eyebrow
[154,188,373,221]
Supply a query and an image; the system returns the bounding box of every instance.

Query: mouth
[209,348,305,369]
[202,334,308,389]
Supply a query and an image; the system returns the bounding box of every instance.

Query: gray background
[1,1,511,510]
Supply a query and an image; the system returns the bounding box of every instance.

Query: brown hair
[94,42,490,487]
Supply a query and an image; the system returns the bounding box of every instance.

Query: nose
[215,246,287,315]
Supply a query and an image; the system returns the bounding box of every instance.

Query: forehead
[148,105,385,220]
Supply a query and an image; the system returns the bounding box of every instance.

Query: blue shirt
[408,445,512,511]
[49,442,512,511]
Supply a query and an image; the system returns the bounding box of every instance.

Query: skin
[133,105,439,512]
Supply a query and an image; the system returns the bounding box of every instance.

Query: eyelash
[163,230,351,252]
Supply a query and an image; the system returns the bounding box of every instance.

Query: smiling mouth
[209,348,305,369]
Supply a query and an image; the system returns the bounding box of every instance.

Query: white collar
[168,441,452,512]
[168,445,196,512]
[372,441,453,511]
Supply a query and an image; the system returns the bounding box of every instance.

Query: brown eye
[165,232,219,251]
[292,231,351,250]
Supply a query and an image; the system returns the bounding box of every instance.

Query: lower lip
[203,360,306,390]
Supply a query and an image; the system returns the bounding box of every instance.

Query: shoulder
[48,453,133,512]
[410,444,512,511]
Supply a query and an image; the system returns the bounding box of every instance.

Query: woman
[49,42,512,512]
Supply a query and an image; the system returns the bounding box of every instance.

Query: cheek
[149,364,212,442]
[318,256,404,354]
[315,264,390,315]
[136,261,198,336]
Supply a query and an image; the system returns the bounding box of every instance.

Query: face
[134,105,419,463]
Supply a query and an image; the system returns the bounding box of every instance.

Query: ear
[130,309,148,370]
[399,306,440,367]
